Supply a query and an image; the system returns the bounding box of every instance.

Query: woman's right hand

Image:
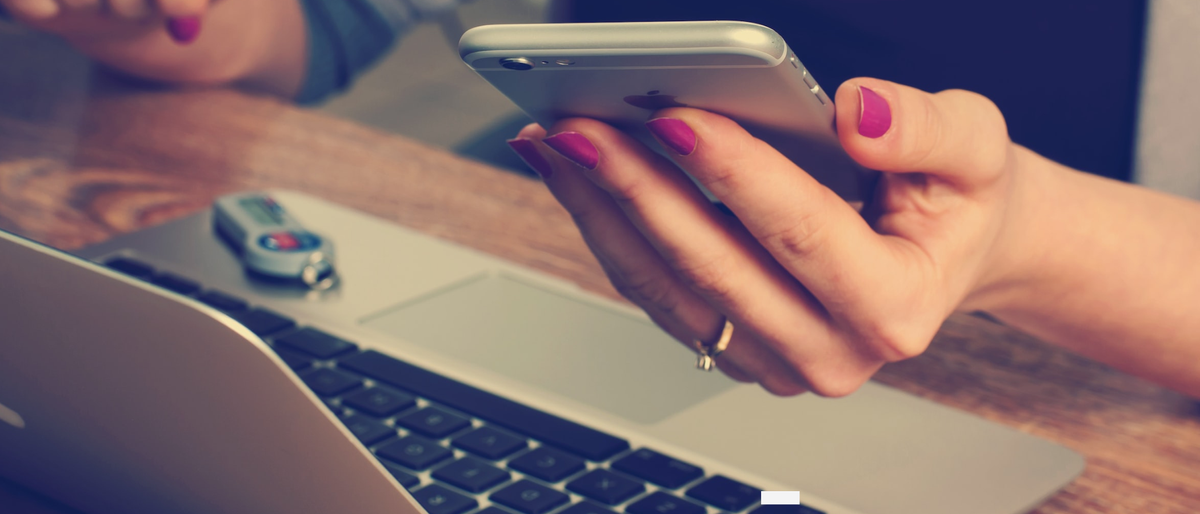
[512,72,1200,399]
[509,78,1031,397]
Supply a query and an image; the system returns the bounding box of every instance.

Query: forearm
[69,0,307,98]
[984,147,1200,397]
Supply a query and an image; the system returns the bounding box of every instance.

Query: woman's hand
[2,0,211,43]
[2,0,307,97]
[507,78,1036,397]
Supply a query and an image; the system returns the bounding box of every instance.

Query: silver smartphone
[459,21,872,201]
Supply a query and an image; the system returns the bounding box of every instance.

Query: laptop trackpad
[359,273,734,425]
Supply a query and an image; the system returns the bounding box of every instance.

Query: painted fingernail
[166,17,203,44]
[858,86,892,139]
[506,138,553,179]
[542,132,599,170]
[646,117,697,156]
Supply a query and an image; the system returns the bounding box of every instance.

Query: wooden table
[1,66,1198,514]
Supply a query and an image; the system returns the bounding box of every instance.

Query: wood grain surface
[1,70,1198,514]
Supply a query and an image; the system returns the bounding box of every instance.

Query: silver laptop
[0,190,1083,514]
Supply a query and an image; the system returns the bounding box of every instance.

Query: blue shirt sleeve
[297,0,461,104]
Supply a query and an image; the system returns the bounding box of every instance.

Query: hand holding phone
[467,21,1041,399]
[504,71,1029,398]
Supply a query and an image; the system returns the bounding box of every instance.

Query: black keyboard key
[230,308,295,336]
[752,504,825,514]
[341,387,416,417]
[507,447,585,482]
[340,414,396,445]
[432,457,510,493]
[411,484,478,514]
[612,448,704,489]
[376,435,452,470]
[382,461,421,489]
[490,480,569,514]
[105,257,154,279]
[274,327,358,359]
[476,507,519,514]
[340,351,629,461]
[273,348,314,371]
[151,272,201,296]
[300,368,362,397]
[196,290,249,312]
[396,407,471,438]
[686,475,760,512]
[453,426,527,460]
[558,502,617,514]
[627,492,707,514]
[567,469,645,505]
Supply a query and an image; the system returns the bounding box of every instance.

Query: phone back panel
[461,22,872,201]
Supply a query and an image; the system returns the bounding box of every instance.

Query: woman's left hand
[506,77,1033,397]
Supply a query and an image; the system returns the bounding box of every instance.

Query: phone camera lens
[500,58,534,71]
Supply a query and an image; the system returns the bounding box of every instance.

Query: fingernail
[506,138,553,179]
[645,117,697,156]
[858,86,892,138]
[166,17,203,44]
[542,132,599,170]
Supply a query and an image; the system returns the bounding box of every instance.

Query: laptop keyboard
[102,256,825,514]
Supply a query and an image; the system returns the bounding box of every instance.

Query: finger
[106,0,151,19]
[716,331,809,397]
[539,119,873,396]
[835,78,1012,187]
[153,0,205,17]
[509,124,766,384]
[508,126,724,363]
[509,124,805,393]
[58,0,100,12]
[640,110,917,357]
[592,238,808,394]
[583,190,810,394]
[541,118,808,322]
[2,0,61,19]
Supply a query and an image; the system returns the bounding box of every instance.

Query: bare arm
[981,153,1200,397]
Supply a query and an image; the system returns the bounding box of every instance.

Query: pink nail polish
[542,132,599,170]
[858,86,892,139]
[166,17,202,44]
[506,138,553,179]
[645,118,697,156]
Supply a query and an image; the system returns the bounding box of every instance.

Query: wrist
[959,144,1066,314]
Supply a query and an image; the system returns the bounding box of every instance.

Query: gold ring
[693,319,734,371]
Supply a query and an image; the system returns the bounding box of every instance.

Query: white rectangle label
[760,491,801,505]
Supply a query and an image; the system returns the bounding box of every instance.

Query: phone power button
[802,70,827,105]
[802,70,819,92]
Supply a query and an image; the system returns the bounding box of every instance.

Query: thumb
[836,79,1012,188]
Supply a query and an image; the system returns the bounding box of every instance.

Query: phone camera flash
[555,59,576,66]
